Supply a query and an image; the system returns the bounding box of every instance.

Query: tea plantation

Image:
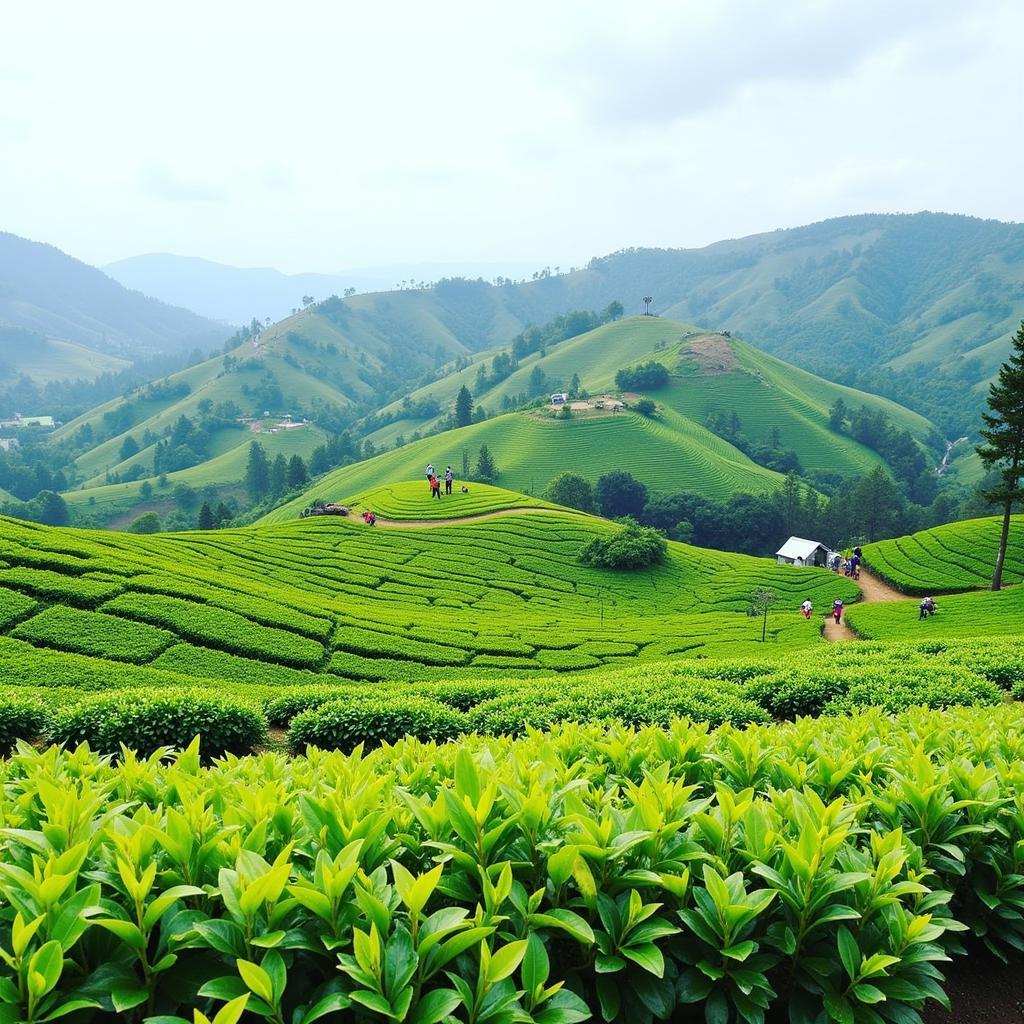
[862,513,1024,593]
[0,492,861,697]
[2,493,1024,1023]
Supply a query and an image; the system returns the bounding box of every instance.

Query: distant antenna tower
[642,296,653,316]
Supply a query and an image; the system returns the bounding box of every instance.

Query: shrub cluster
[289,695,465,752]
[579,518,667,569]
[0,698,50,754]
[51,691,266,757]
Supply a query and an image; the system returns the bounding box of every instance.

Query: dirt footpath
[823,568,907,642]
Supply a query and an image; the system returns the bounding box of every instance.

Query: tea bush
[289,695,467,752]
[11,605,176,663]
[0,697,50,753]
[51,690,266,757]
[0,708,1022,1023]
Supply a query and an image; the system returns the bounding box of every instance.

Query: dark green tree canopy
[544,472,596,513]
[455,385,474,428]
[976,320,1024,589]
[596,471,649,519]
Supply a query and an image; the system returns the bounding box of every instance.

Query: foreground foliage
[0,706,1022,1023]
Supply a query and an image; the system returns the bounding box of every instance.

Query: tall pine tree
[977,321,1024,590]
[455,386,474,428]
[245,441,270,502]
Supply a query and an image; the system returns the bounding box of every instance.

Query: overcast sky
[2,1,1021,274]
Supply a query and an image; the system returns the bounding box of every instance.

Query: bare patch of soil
[680,334,739,374]
[923,950,1024,1024]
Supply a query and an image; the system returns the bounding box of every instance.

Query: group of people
[425,463,461,499]
[801,598,844,624]
[919,595,937,619]
[829,546,862,579]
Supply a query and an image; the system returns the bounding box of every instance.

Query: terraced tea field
[334,481,560,520]
[863,513,1024,592]
[0,490,859,700]
[846,584,1024,641]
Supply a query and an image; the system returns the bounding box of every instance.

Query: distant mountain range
[103,254,548,324]
[0,233,228,376]
[101,214,1024,430]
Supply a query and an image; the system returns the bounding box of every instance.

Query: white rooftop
[776,536,828,560]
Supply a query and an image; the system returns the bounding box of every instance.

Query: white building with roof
[775,536,833,568]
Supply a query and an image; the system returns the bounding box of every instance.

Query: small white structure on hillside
[776,536,832,568]
[550,392,568,406]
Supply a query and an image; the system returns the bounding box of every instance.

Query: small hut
[775,536,831,568]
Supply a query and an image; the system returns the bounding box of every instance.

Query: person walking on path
[445,465,453,495]
[801,599,813,619]
[832,598,844,624]
[430,474,442,500]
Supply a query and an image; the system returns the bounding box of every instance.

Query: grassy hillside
[0,231,227,362]
[0,327,130,383]
[264,408,785,522]
[863,514,1024,593]
[96,214,1024,431]
[62,424,325,520]
[0,500,860,696]
[368,318,937,479]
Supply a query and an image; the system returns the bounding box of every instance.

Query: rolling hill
[97,214,1024,431]
[262,409,787,521]
[0,325,130,383]
[53,309,941,527]
[863,514,1024,593]
[0,232,228,368]
[0,488,861,700]
[367,317,936,480]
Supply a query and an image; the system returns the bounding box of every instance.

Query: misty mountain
[103,254,546,324]
[0,233,228,368]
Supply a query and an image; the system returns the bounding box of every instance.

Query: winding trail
[353,506,573,529]
[823,567,907,642]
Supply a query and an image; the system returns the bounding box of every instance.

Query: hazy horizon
[3,1,1022,274]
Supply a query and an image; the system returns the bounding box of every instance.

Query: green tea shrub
[0,707,1023,1022]
[0,698,50,753]
[0,586,37,629]
[289,695,467,752]
[579,518,667,569]
[263,685,369,725]
[824,667,1001,715]
[423,678,509,711]
[746,669,849,719]
[51,691,266,757]
[11,606,175,663]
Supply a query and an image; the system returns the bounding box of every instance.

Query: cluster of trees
[579,519,667,570]
[544,465,961,556]
[0,489,69,527]
[829,400,938,504]
[0,446,68,501]
[614,361,669,391]
[105,403,245,484]
[705,413,804,475]
[245,442,310,503]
